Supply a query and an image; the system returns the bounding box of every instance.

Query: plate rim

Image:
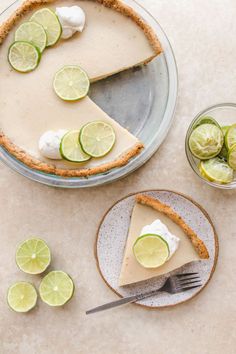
[94,189,219,309]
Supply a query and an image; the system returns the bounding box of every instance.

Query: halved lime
[225,124,236,150]
[53,65,90,101]
[16,238,51,274]
[199,157,234,184]
[8,41,40,72]
[189,123,223,160]
[193,116,220,130]
[60,130,91,162]
[7,282,37,313]
[222,126,230,136]
[31,8,61,47]
[39,271,74,306]
[228,144,236,170]
[15,21,47,53]
[219,126,230,160]
[133,234,169,268]
[79,121,116,158]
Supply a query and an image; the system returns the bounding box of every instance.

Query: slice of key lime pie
[0,0,162,177]
[119,194,209,286]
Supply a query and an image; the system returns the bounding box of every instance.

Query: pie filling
[119,195,209,286]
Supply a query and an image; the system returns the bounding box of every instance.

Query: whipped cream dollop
[56,6,86,39]
[140,219,180,259]
[39,130,67,160]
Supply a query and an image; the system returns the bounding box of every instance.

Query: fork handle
[86,288,163,315]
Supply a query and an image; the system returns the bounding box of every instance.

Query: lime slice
[39,271,74,306]
[199,157,234,184]
[53,65,90,101]
[133,234,169,268]
[8,41,40,73]
[79,121,116,158]
[60,130,91,162]
[31,8,61,47]
[15,21,47,53]
[193,116,220,130]
[225,124,236,150]
[7,282,37,313]
[189,123,223,160]
[228,144,236,170]
[16,238,51,274]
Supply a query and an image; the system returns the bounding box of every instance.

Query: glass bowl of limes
[185,103,236,189]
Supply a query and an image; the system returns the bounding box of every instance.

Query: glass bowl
[0,0,178,188]
[185,103,236,189]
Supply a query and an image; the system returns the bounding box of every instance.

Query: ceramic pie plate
[95,190,218,308]
[0,0,178,188]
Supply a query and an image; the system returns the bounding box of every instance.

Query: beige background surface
[0,1,236,353]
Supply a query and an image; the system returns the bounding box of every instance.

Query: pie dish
[96,190,218,308]
[0,0,163,177]
[119,194,209,286]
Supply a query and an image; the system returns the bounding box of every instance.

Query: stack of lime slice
[188,116,236,184]
[8,8,62,73]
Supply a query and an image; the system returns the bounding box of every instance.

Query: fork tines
[175,272,202,291]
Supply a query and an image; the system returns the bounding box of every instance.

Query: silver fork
[86,272,201,314]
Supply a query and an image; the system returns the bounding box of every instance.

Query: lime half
[15,21,47,53]
[53,65,90,101]
[7,282,37,313]
[228,144,236,170]
[133,234,169,268]
[193,116,220,130]
[199,157,234,184]
[8,41,40,72]
[16,238,51,274]
[189,123,223,160]
[225,124,236,150]
[219,126,230,160]
[39,271,74,306]
[60,130,91,162]
[31,8,61,47]
[79,121,116,158]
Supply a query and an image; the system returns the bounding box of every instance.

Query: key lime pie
[0,0,162,177]
[119,194,209,286]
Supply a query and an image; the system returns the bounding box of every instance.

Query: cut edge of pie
[0,0,162,177]
[135,194,209,259]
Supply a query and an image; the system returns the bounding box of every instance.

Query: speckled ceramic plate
[95,190,218,308]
